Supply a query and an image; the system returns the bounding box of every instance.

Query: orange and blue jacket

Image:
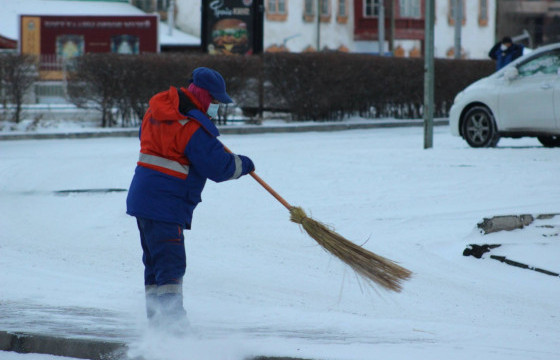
[126,87,252,228]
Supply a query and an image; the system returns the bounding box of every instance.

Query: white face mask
[500,44,508,51]
[207,103,220,119]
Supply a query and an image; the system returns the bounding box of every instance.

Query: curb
[0,330,312,360]
[0,119,449,141]
[0,330,126,360]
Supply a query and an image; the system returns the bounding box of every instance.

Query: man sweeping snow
[126,67,254,334]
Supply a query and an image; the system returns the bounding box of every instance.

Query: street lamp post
[424,0,435,149]
[167,0,175,36]
[454,0,462,59]
[378,0,385,55]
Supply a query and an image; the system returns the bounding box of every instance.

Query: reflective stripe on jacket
[138,153,190,178]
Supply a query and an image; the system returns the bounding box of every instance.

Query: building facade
[433,0,497,59]
[169,0,497,59]
[351,0,497,58]
[497,0,560,47]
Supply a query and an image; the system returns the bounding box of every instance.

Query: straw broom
[224,146,412,292]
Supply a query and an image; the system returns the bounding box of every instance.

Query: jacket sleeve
[184,128,250,182]
[512,44,524,60]
[488,42,500,60]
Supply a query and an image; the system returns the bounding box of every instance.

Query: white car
[449,43,560,147]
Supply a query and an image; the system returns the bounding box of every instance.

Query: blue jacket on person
[126,86,254,229]
[489,42,524,70]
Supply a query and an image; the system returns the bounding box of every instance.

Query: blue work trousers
[136,217,186,286]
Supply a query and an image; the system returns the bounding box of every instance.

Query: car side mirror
[504,67,519,81]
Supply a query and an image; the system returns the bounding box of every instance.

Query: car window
[517,50,560,77]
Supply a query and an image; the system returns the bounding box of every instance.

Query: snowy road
[1,126,559,360]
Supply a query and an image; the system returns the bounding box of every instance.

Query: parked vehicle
[449,43,560,147]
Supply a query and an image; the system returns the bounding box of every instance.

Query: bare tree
[66,54,126,127]
[0,53,38,123]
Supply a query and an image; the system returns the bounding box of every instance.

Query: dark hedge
[66,53,495,127]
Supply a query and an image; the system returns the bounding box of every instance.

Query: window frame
[448,0,466,26]
[303,0,314,22]
[133,0,153,12]
[319,0,331,22]
[156,0,168,11]
[337,0,348,23]
[267,0,288,21]
[478,0,489,26]
[133,0,170,20]
[304,0,314,16]
[364,0,380,18]
[399,0,421,19]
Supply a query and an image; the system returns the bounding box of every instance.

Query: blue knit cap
[191,67,233,104]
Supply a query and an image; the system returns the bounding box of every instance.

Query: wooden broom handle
[248,172,292,210]
[222,143,292,211]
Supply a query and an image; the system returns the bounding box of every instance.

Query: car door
[554,69,560,131]
[498,50,560,131]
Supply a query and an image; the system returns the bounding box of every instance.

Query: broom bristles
[290,206,412,292]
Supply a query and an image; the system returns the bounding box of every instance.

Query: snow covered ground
[1,126,560,360]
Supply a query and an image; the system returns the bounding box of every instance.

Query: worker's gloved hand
[239,155,255,175]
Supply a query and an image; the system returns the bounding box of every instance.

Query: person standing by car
[488,36,524,70]
[126,67,255,334]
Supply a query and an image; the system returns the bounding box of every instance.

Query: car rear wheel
[461,106,500,148]
[537,135,560,147]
